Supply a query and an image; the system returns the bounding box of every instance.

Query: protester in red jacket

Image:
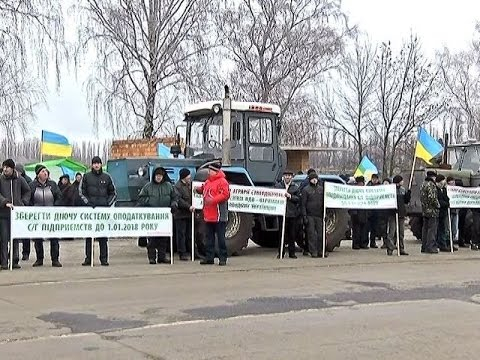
[195,163,230,266]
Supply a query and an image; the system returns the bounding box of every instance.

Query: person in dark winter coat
[436,174,457,252]
[138,166,177,264]
[70,172,84,206]
[301,172,328,258]
[275,169,300,258]
[421,171,439,253]
[195,163,230,266]
[0,159,31,269]
[15,163,33,261]
[174,168,195,261]
[366,174,380,248]
[349,176,369,249]
[385,175,411,256]
[79,156,116,266]
[29,165,63,267]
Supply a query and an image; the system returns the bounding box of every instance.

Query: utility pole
[222,85,232,166]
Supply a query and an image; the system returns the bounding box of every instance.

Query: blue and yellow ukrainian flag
[354,155,378,180]
[41,130,73,157]
[415,128,443,165]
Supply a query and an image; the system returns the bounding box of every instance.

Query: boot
[82,259,91,266]
[32,259,43,267]
[200,259,214,265]
[52,260,62,267]
[471,244,478,251]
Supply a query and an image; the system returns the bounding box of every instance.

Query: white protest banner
[11,207,172,239]
[324,182,397,209]
[192,181,287,216]
[447,186,480,208]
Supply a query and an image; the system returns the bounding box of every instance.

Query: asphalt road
[1,235,480,359]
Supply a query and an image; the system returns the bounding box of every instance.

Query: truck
[107,87,348,255]
[407,137,480,241]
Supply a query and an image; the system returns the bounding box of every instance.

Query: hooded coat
[138,167,177,208]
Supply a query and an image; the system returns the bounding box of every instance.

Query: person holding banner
[29,164,64,267]
[138,167,177,264]
[349,176,369,250]
[420,171,440,254]
[275,169,300,259]
[301,171,328,258]
[0,159,31,270]
[385,176,411,256]
[80,156,117,266]
[174,168,195,261]
[195,163,230,266]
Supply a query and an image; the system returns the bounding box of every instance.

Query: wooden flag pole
[408,155,417,190]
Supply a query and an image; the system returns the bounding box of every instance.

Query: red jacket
[197,170,230,222]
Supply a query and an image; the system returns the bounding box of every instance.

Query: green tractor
[407,138,480,241]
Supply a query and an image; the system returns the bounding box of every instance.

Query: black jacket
[174,179,192,219]
[395,186,411,218]
[275,181,300,218]
[0,172,31,219]
[79,169,117,207]
[437,186,450,216]
[301,182,324,217]
[29,179,63,206]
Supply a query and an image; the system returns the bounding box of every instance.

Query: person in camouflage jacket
[420,171,440,253]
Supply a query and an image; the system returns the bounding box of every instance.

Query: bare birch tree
[0,0,65,141]
[216,0,348,144]
[79,0,215,139]
[320,37,377,163]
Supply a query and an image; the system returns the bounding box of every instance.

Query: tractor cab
[181,101,286,186]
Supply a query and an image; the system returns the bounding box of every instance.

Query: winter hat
[179,168,191,180]
[426,170,437,178]
[436,174,446,183]
[383,178,392,184]
[308,171,318,180]
[355,176,365,184]
[154,167,166,176]
[208,163,222,172]
[2,159,15,169]
[446,176,455,183]
[307,168,316,175]
[91,156,102,164]
[15,164,25,174]
[35,164,47,175]
[392,175,403,184]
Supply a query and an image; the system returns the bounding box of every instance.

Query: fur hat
[208,163,222,172]
[392,175,403,184]
[2,159,15,169]
[436,174,446,183]
[308,171,318,180]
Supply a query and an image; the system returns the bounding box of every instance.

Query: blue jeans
[205,222,227,262]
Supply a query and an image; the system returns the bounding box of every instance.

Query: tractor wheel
[325,209,348,252]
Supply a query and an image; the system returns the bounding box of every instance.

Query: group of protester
[420,171,469,254]
[0,157,231,269]
[2,155,471,270]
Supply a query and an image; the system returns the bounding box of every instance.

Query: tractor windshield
[186,114,223,158]
[449,145,480,172]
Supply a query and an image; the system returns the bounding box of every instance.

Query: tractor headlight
[138,167,145,177]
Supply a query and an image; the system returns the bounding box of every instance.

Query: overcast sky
[32,0,480,142]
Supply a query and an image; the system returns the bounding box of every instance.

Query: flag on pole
[414,127,443,165]
[41,130,73,157]
[354,156,378,181]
